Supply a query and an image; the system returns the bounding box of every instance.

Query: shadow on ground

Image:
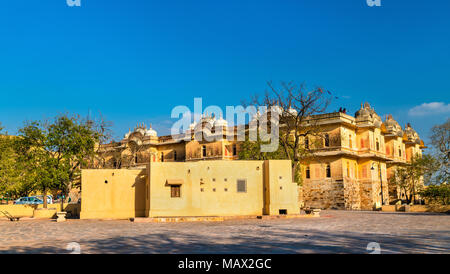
[1,226,448,254]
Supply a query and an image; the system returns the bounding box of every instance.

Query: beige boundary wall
[382,204,450,213]
[0,203,80,219]
[80,160,299,219]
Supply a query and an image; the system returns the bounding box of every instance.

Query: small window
[279,209,287,215]
[135,155,138,163]
[376,139,380,151]
[237,179,247,193]
[324,134,330,147]
[161,152,164,162]
[399,149,402,157]
[305,137,309,149]
[326,164,331,178]
[174,151,177,161]
[171,185,181,197]
[202,145,207,157]
[306,166,310,179]
[232,144,237,156]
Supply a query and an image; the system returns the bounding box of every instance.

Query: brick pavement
[0,210,448,254]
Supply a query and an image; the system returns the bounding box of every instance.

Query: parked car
[31,195,53,204]
[14,196,44,205]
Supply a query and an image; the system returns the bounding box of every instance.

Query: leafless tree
[247,81,333,174]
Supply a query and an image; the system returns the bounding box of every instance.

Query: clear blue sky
[0,0,449,144]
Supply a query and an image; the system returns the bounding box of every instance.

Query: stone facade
[96,102,425,211]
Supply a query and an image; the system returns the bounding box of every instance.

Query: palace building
[86,102,425,218]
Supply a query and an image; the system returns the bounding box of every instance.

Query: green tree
[420,183,450,205]
[390,153,439,204]
[15,114,99,208]
[0,125,33,199]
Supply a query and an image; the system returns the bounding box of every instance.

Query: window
[324,134,330,147]
[232,144,237,156]
[170,185,181,197]
[237,179,247,193]
[376,138,380,151]
[135,155,138,164]
[349,135,352,148]
[279,209,287,215]
[202,145,207,157]
[174,150,177,161]
[399,148,402,157]
[306,166,310,179]
[305,137,309,149]
[326,164,331,178]
[113,160,117,169]
[161,152,164,162]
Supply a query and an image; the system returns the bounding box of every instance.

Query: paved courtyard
[0,210,449,254]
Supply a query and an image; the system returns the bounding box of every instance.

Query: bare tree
[247,81,333,176]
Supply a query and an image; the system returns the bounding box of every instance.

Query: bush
[420,184,450,205]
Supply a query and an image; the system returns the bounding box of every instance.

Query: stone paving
[0,210,449,254]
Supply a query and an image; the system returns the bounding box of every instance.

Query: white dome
[214,117,228,127]
[145,127,157,137]
[287,108,297,116]
[189,122,197,130]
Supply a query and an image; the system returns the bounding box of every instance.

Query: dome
[189,122,197,130]
[355,102,382,128]
[287,108,298,116]
[404,123,420,143]
[124,130,131,139]
[145,127,157,137]
[214,117,228,127]
[383,114,403,136]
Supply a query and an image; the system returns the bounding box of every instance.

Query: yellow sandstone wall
[148,160,265,217]
[80,168,147,219]
[80,160,298,219]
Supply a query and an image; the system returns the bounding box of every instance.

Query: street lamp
[371,161,384,206]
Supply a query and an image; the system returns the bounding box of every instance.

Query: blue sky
[0,0,449,145]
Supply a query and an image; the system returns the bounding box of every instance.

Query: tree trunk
[43,188,48,209]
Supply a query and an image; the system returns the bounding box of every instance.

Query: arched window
[324,134,330,147]
[326,164,331,178]
[161,152,164,162]
[376,138,380,151]
[305,137,309,149]
[306,166,311,179]
[202,145,207,157]
[174,150,177,161]
[399,148,402,157]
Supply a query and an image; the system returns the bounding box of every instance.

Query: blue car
[31,195,53,204]
[14,196,44,205]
